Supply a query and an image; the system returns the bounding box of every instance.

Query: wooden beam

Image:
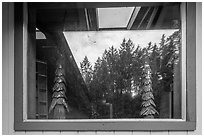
[86,8,99,31]
[84,8,90,30]
[127,7,141,30]
[29,2,180,9]
[146,7,159,29]
[137,7,151,29]
[95,8,99,30]
[99,27,127,31]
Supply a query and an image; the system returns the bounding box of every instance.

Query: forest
[80,30,181,119]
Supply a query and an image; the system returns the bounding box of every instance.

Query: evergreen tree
[106,46,119,99]
[132,45,143,95]
[140,50,159,118]
[159,30,181,93]
[118,38,135,93]
[49,64,69,119]
[80,56,93,87]
[78,31,180,119]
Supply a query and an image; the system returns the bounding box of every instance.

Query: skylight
[97,7,135,29]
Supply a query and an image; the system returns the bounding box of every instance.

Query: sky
[64,29,177,69]
[98,7,135,28]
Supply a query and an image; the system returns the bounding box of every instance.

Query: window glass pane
[28,3,182,119]
[98,7,135,28]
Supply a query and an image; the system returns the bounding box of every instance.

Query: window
[14,2,196,131]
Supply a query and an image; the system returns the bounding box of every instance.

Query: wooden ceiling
[35,7,98,32]
[31,2,180,32]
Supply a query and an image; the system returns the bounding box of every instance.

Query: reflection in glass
[29,3,182,119]
[65,29,181,119]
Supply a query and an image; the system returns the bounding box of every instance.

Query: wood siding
[2,2,202,135]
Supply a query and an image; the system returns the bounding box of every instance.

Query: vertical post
[173,60,181,118]
[180,2,187,121]
[186,2,196,122]
[27,4,36,119]
[110,104,113,118]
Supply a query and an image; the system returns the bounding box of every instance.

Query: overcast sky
[64,29,177,69]
[98,7,134,28]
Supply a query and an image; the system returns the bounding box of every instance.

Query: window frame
[14,2,196,131]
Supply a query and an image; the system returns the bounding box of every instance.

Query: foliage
[80,30,181,118]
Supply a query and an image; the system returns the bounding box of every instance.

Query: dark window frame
[14,2,196,131]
